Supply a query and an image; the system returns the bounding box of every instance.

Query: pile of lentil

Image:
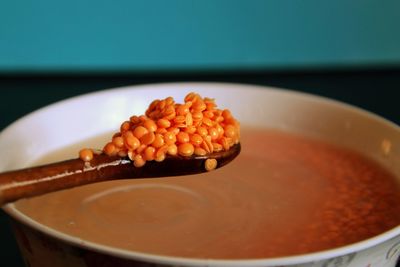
[79,92,240,167]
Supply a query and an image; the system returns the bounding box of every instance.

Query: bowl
[1,83,400,267]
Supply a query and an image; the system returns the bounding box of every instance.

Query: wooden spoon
[0,143,240,206]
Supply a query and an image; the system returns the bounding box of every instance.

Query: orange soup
[15,128,400,259]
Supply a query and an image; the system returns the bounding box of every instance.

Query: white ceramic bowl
[1,83,400,267]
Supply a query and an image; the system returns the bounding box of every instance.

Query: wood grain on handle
[0,155,132,205]
[0,143,240,205]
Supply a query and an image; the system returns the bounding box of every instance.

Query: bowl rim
[2,82,400,266]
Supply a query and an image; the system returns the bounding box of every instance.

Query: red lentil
[152,134,165,148]
[129,115,140,124]
[123,131,140,150]
[196,126,208,137]
[167,144,178,156]
[178,143,195,157]
[120,121,131,132]
[155,127,168,135]
[184,125,197,134]
[157,118,171,128]
[141,132,155,145]
[163,131,177,145]
[208,127,219,141]
[133,126,148,139]
[177,104,190,116]
[133,154,145,168]
[112,136,124,148]
[194,147,207,156]
[192,111,203,121]
[103,142,116,156]
[190,134,203,146]
[143,146,156,161]
[177,132,190,144]
[155,145,168,162]
[204,158,217,171]
[79,148,94,162]
[136,144,147,154]
[212,142,223,152]
[143,119,157,132]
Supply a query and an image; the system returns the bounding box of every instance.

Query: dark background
[1,69,400,265]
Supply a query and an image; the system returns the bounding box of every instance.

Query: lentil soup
[15,127,400,259]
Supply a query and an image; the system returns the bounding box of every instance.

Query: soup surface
[15,128,400,259]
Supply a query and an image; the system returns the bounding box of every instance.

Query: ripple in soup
[15,128,400,259]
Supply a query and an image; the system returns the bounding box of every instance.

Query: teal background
[1,0,400,74]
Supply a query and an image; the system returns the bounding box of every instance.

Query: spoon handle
[0,144,240,205]
[0,155,131,205]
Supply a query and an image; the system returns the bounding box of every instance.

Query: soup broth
[15,128,400,259]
